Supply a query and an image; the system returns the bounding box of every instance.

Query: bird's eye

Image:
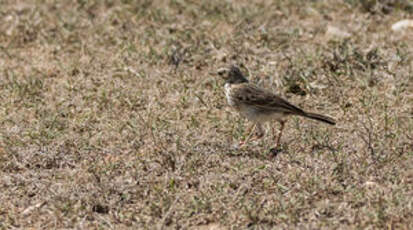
[217,68,231,76]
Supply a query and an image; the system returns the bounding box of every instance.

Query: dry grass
[0,0,412,229]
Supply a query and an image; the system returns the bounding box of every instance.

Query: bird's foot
[268,146,283,158]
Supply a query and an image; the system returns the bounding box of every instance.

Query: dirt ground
[0,0,412,229]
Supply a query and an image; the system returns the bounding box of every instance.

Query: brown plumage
[228,83,336,125]
[218,65,336,147]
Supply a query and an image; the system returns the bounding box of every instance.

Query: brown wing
[231,83,305,115]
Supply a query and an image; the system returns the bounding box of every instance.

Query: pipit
[218,65,336,147]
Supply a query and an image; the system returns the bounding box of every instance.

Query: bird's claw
[269,146,282,158]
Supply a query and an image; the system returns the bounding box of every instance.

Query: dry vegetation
[0,0,412,229]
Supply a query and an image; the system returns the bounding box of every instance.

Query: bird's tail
[301,112,336,125]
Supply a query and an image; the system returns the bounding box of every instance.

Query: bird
[217,65,336,148]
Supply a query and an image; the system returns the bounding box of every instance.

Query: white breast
[224,83,236,107]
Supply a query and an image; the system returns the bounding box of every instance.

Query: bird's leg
[275,120,286,147]
[272,125,276,140]
[239,123,264,147]
[239,123,255,147]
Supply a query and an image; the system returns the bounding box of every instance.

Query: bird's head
[217,65,248,84]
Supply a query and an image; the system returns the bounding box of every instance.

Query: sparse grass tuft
[0,0,412,229]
